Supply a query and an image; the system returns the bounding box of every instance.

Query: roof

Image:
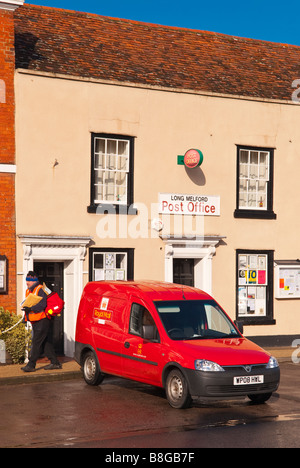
[83,280,211,302]
[14,4,300,101]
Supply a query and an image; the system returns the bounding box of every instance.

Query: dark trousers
[28,318,58,367]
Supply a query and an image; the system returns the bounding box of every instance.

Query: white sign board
[158,193,220,216]
[275,265,300,299]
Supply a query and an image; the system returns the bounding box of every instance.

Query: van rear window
[155,300,239,341]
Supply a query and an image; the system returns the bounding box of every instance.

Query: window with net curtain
[88,133,135,213]
[235,146,276,219]
[239,149,269,209]
[94,137,129,204]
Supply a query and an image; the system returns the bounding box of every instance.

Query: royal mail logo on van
[94,308,112,321]
[100,297,109,310]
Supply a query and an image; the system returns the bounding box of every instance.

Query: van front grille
[207,382,277,395]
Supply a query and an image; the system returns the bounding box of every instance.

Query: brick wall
[0,9,17,312]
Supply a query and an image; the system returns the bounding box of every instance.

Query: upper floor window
[234,146,276,219]
[88,133,135,213]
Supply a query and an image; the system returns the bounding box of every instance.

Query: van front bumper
[184,366,280,398]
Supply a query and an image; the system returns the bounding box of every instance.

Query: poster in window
[258,256,266,270]
[248,270,257,284]
[105,270,115,281]
[258,270,266,284]
[115,269,125,281]
[94,269,105,281]
[239,255,247,269]
[239,269,246,285]
[249,256,258,269]
[238,287,247,316]
[255,299,266,316]
[105,254,115,269]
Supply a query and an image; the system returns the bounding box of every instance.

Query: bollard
[0,340,6,364]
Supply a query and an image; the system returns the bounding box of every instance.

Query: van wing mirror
[234,320,244,335]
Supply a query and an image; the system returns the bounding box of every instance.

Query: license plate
[233,375,264,386]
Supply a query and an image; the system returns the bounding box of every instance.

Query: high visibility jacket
[25,284,47,322]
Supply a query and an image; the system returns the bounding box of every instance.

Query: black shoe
[21,365,36,373]
[44,363,62,370]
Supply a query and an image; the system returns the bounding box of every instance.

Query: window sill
[237,318,276,326]
[87,204,138,215]
[234,209,277,220]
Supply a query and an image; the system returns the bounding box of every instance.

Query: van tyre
[165,369,192,409]
[82,351,104,386]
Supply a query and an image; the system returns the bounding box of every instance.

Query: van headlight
[195,359,225,372]
[266,356,279,369]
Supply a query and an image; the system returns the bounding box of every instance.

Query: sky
[26,0,300,47]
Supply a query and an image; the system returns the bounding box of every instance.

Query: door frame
[19,235,92,357]
[163,236,225,295]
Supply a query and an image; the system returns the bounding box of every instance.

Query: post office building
[12,4,300,356]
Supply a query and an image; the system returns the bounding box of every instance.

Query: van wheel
[248,393,272,404]
[82,351,104,386]
[165,369,192,409]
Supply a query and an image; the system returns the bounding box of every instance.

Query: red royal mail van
[75,281,280,409]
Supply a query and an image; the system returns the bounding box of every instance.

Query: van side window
[129,303,159,342]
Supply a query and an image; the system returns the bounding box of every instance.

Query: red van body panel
[75,281,280,403]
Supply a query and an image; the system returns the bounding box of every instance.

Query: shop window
[234,146,276,219]
[88,133,135,214]
[236,250,275,325]
[89,248,134,281]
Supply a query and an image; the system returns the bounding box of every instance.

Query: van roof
[83,280,212,302]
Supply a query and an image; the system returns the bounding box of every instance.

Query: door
[34,262,64,355]
[173,258,194,287]
[122,300,163,386]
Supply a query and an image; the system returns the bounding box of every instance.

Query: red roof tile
[14,4,300,101]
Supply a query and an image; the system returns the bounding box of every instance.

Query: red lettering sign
[184,149,203,169]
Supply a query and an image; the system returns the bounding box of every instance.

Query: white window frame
[236,250,275,326]
[238,148,270,211]
[93,136,130,206]
[237,253,268,318]
[235,146,276,220]
[274,262,300,299]
[92,251,128,281]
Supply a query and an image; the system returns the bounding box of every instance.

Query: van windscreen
[154,300,240,340]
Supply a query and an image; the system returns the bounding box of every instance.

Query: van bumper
[184,367,280,398]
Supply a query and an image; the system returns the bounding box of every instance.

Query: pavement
[0,347,294,386]
[0,356,82,386]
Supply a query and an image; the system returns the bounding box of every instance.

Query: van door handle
[124,342,130,349]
